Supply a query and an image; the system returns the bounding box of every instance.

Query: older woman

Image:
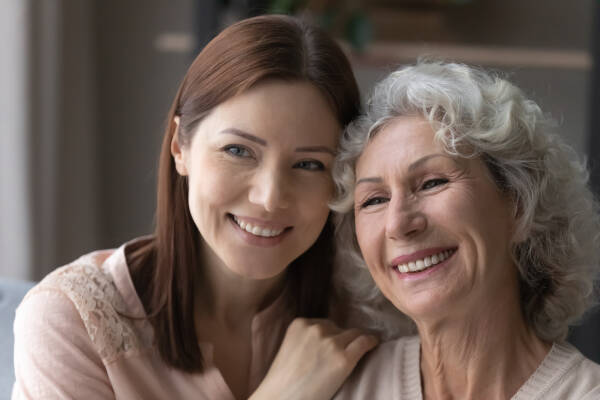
[332,61,600,399]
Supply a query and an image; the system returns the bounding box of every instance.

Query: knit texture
[335,336,600,399]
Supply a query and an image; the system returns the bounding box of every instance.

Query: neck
[415,290,551,399]
[195,244,286,330]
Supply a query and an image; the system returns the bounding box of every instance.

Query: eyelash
[293,160,325,171]
[420,178,449,190]
[359,178,449,209]
[223,145,325,171]
[360,197,388,209]
[223,144,252,158]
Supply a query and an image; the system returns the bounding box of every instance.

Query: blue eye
[360,197,388,208]
[224,145,251,158]
[421,178,448,190]
[294,160,325,171]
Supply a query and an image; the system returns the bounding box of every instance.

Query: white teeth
[395,249,455,274]
[233,216,284,238]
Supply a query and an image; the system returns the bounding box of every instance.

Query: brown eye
[294,160,325,171]
[360,197,388,209]
[421,178,448,190]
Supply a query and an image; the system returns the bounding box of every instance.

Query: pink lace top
[12,239,294,399]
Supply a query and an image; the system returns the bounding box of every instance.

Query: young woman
[13,15,377,400]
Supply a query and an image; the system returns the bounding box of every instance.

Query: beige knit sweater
[335,336,600,399]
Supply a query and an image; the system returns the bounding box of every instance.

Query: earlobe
[171,116,188,176]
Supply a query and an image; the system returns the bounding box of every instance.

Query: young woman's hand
[249,318,378,400]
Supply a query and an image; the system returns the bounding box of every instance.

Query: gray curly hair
[331,60,600,342]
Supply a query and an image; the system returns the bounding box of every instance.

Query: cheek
[441,186,514,272]
[303,172,335,200]
[187,164,243,219]
[357,219,393,296]
[452,189,509,240]
[355,215,378,265]
[294,175,334,216]
[296,197,330,236]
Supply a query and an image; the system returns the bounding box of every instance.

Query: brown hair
[127,14,360,372]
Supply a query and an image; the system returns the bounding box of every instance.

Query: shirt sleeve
[12,288,115,399]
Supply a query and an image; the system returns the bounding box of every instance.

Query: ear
[171,116,188,176]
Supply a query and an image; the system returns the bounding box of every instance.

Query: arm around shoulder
[13,288,114,399]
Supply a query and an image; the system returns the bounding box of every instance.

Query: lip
[228,214,292,247]
[391,247,457,280]
[230,213,290,231]
[389,246,457,268]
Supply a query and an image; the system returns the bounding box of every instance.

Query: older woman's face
[354,116,519,321]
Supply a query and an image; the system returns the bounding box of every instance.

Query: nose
[385,195,427,240]
[248,166,290,212]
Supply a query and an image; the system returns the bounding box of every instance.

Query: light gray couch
[0,279,35,399]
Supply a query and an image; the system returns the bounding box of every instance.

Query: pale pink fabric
[12,239,293,400]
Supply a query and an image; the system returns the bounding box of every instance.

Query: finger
[344,334,379,365]
[305,318,338,329]
[304,318,341,336]
[286,318,336,334]
[331,328,364,348]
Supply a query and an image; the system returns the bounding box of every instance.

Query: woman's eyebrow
[219,128,266,146]
[356,153,455,186]
[356,177,383,186]
[220,128,335,155]
[295,146,336,155]
[407,153,454,171]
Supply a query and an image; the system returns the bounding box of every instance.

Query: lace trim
[33,256,146,363]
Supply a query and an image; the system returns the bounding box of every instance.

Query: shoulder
[334,336,421,400]
[25,249,121,325]
[29,249,114,299]
[549,342,600,385]
[555,343,600,398]
[355,335,419,377]
[17,249,147,363]
[515,341,600,399]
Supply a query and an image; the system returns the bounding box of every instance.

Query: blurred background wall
[1,0,598,359]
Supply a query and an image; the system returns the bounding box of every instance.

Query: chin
[396,291,463,322]
[228,262,287,281]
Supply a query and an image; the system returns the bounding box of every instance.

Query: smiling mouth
[393,248,456,273]
[230,214,290,238]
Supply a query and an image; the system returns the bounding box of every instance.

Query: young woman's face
[172,80,340,280]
